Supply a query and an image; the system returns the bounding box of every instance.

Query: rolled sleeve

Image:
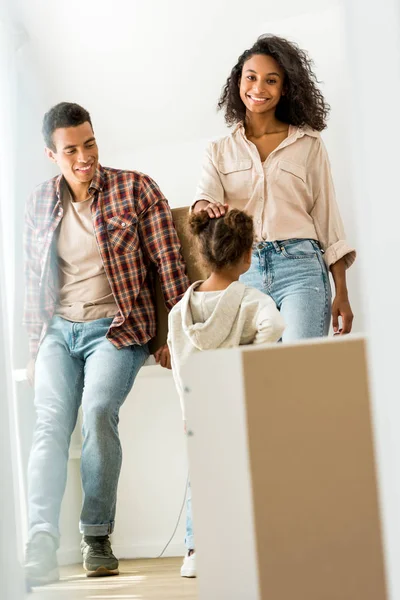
[324,240,356,270]
[310,138,356,270]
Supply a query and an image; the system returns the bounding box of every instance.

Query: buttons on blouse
[121,222,126,228]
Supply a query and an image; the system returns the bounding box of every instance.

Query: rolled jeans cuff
[79,520,115,536]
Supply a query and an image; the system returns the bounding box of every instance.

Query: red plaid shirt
[23,165,189,358]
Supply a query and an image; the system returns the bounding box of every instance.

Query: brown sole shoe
[85,566,119,577]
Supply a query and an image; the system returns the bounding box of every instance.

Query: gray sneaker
[24,532,59,587]
[81,535,119,577]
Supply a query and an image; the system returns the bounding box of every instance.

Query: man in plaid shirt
[23,102,189,586]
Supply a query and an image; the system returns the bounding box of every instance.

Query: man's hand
[27,358,36,387]
[154,344,172,370]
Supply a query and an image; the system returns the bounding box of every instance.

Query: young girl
[167,208,285,578]
[193,34,356,340]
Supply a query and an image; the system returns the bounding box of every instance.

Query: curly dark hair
[188,209,254,270]
[42,102,93,150]
[218,34,330,131]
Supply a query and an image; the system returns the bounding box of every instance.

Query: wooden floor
[28,558,198,600]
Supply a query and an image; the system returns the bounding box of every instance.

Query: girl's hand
[332,294,354,335]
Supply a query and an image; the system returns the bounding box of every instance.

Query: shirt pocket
[278,160,306,183]
[106,213,139,255]
[274,160,311,211]
[218,158,253,205]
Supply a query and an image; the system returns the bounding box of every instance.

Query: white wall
[9,0,366,565]
[344,1,400,598]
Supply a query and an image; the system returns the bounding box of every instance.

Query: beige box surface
[243,338,387,599]
[184,338,388,600]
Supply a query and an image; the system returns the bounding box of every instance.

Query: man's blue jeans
[27,316,149,545]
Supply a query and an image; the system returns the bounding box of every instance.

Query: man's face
[45,121,99,186]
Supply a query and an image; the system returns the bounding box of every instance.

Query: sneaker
[181,550,197,578]
[81,535,119,577]
[24,532,59,587]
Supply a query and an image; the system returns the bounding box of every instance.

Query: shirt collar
[89,164,105,192]
[233,121,320,139]
[55,174,63,199]
[55,164,105,198]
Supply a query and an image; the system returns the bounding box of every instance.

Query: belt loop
[256,241,264,253]
[312,239,324,254]
[273,241,281,253]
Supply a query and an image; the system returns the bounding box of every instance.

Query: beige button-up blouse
[194,123,356,269]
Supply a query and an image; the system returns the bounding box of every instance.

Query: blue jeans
[240,239,332,340]
[27,316,149,545]
[185,238,331,548]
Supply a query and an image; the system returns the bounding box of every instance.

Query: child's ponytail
[188,207,254,269]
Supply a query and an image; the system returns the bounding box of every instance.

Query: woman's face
[239,53,285,116]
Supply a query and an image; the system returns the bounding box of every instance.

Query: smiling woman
[194,34,355,341]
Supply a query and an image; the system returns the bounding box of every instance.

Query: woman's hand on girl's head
[193,200,230,218]
[205,202,229,219]
[332,294,354,335]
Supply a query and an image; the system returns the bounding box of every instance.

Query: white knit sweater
[167,280,285,418]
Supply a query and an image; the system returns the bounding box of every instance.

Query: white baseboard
[113,542,186,559]
[57,547,83,566]
[58,542,186,566]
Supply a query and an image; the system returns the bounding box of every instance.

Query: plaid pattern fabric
[23,165,189,358]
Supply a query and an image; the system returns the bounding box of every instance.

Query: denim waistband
[253,238,323,253]
[51,315,115,326]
